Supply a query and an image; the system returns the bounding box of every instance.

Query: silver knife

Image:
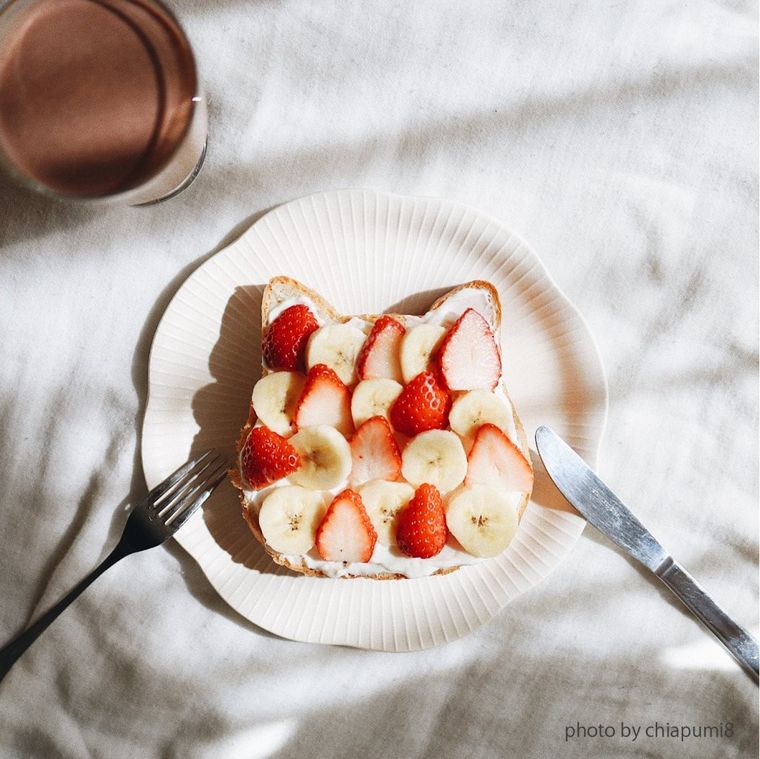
[535,425,759,682]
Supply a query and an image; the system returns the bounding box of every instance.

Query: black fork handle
[0,541,131,682]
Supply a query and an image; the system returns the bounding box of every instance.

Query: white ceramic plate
[142,189,607,651]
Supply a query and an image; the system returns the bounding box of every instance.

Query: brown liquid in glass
[0,0,197,197]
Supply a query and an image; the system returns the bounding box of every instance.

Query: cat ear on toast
[262,276,502,331]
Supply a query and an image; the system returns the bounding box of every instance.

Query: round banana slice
[351,378,403,428]
[399,324,447,383]
[251,371,306,436]
[449,389,515,447]
[258,486,328,554]
[401,429,467,494]
[306,324,367,385]
[446,484,519,557]
[289,425,352,489]
[358,479,415,546]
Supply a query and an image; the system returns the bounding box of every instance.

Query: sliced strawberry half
[437,308,501,391]
[465,422,534,492]
[241,425,302,489]
[389,370,451,437]
[396,483,447,558]
[315,489,377,562]
[294,363,353,437]
[263,304,319,371]
[349,416,402,486]
[357,315,405,382]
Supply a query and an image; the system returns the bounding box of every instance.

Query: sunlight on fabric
[248,643,483,715]
[658,630,759,673]
[214,719,296,759]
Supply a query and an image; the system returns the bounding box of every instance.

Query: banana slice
[306,324,367,385]
[258,486,328,554]
[401,429,467,494]
[351,378,403,428]
[449,389,515,448]
[446,484,519,557]
[358,479,415,546]
[289,425,352,489]
[251,371,306,436]
[400,324,447,383]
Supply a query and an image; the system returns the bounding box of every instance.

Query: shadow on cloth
[0,170,97,248]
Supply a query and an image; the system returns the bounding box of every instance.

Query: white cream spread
[343,315,372,333]
[245,291,527,578]
[285,538,489,579]
[423,289,496,330]
[267,296,326,325]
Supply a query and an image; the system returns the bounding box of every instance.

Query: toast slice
[231,277,532,579]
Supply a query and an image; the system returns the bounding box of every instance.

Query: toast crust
[234,277,531,579]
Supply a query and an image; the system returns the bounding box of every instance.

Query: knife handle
[656,558,758,682]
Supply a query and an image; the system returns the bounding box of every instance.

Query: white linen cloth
[0,1,757,757]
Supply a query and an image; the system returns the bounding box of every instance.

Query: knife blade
[535,425,759,682]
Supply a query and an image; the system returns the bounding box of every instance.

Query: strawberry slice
[294,364,353,437]
[315,489,377,562]
[389,370,451,437]
[465,423,534,492]
[263,304,319,371]
[349,416,402,486]
[357,315,405,382]
[437,308,501,391]
[396,483,447,558]
[241,425,302,489]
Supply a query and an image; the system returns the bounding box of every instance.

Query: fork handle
[0,542,130,682]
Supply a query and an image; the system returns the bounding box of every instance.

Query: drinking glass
[0,0,207,205]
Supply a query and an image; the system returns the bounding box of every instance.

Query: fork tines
[146,450,231,530]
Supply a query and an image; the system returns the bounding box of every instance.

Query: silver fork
[0,449,230,681]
